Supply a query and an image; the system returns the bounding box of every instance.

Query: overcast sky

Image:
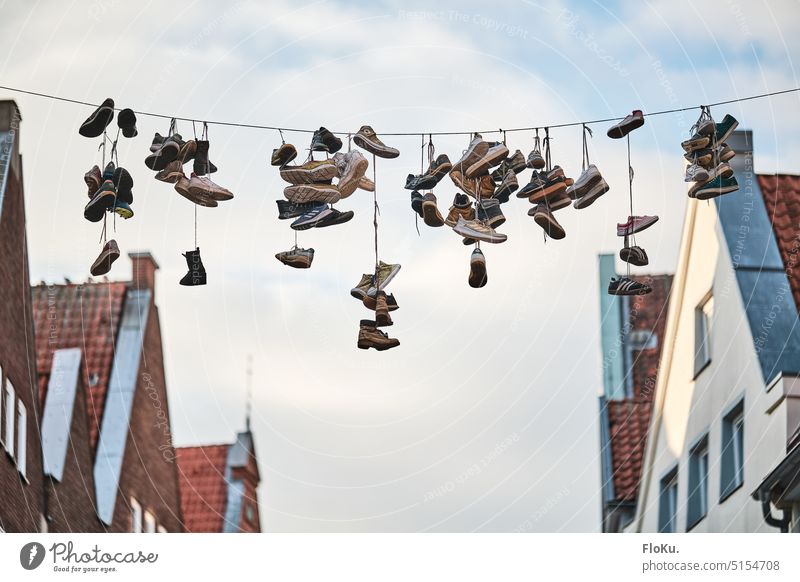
[2,0,799,532]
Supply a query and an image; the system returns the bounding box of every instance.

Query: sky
[1,0,799,532]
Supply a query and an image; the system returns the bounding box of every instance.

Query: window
[130,498,142,533]
[721,401,745,500]
[143,511,156,533]
[658,468,679,533]
[16,402,26,479]
[4,381,14,456]
[687,436,709,529]
[694,294,713,376]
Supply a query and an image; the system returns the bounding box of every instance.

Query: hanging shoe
[619,245,649,267]
[518,170,547,198]
[90,239,121,276]
[607,110,644,139]
[271,143,298,166]
[291,205,334,230]
[713,114,739,144]
[335,151,369,198]
[316,208,355,228]
[684,148,714,168]
[84,180,117,222]
[102,160,116,181]
[193,140,219,175]
[117,108,138,138]
[175,175,218,207]
[452,134,489,171]
[425,154,453,184]
[566,165,602,199]
[465,142,509,178]
[453,216,507,244]
[155,160,185,184]
[716,142,735,163]
[608,276,652,296]
[275,247,314,269]
[531,204,566,239]
[684,163,710,183]
[367,261,401,295]
[527,167,568,203]
[180,248,207,286]
[494,169,519,203]
[410,190,424,218]
[506,150,527,174]
[694,175,739,200]
[276,199,326,220]
[79,98,115,138]
[449,168,495,198]
[476,198,505,228]
[145,133,183,171]
[547,188,573,212]
[350,274,373,300]
[373,291,393,327]
[178,139,198,163]
[310,127,342,153]
[363,292,399,312]
[112,199,134,219]
[357,320,400,351]
[188,172,234,201]
[681,133,710,153]
[112,166,134,204]
[284,183,340,204]
[149,133,166,152]
[617,215,659,237]
[573,177,609,209]
[422,193,445,227]
[445,193,475,227]
[405,172,438,191]
[280,159,339,184]
[469,248,487,288]
[526,148,545,169]
[84,165,102,197]
[358,176,375,192]
[353,125,399,159]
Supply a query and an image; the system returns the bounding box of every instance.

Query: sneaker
[188,173,233,201]
[291,205,334,230]
[469,248,487,288]
[90,239,120,276]
[316,208,355,228]
[353,125,399,158]
[532,204,566,239]
[178,139,197,164]
[547,188,572,212]
[619,245,649,267]
[453,216,507,244]
[506,150,527,174]
[476,198,505,227]
[373,291,393,327]
[608,277,652,296]
[358,176,375,192]
[716,142,735,163]
[367,261,401,294]
[84,180,117,222]
[452,134,490,171]
[681,133,710,153]
[445,193,475,227]
[180,248,207,286]
[422,193,445,227]
[175,175,218,207]
[284,183,341,204]
[351,274,373,300]
[275,247,314,269]
[145,133,183,171]
[465,142,509,178]
[117,108,137,138]
[494,169,519,203]
[573,177,609,209]
[617,215,659,237]
[450,168,495,198]
[528,168,568,203]
[113,199,134,219]
[566,165,602,199]
[410,190,424,218]
[276,199,326,220]
[79,98,115,138]
[84,165,102,197]
[518,170,547,198]
[149,133,165,153]
[271,143,297,166]
[335,151,369,198]
[155,160,185,183]
[684,163,710,183]
[684,148,714,168]
[280,159,339,184]
[688,166,735,198]
[694,175,739,200]
[102,160,116,182]
[357,320,400,351]
[714,114,739,144]
[111,166,134,204]
[311,127,342,153]
[425,154,453,184]
[527,148,545,169]
[405,172,438,191]
[607,110,644,139]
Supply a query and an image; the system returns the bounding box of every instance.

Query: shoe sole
[619,249,649,267]
[533,212,566,239]
[175,182,218,207]
[617,216,659,236]
[695,183,739,201]
[526,156,545,169]
[156,167,184,183]
[79,106,114,138]
[317,211,355,228]
[573,180,610,209]
[276,255,312,268]
[284,185,341,204]
[339,157,369,198]
[188,183,233,201]
[280,163,338,184]
[607,117,644,139]
[465,146,509,178]
[452,223,507,244]
[608,286,652,296]
[358,177,375,192]
[353,136,399,159]
[469,258,487,288]
[145,141,180,170]
[681,136,711,153]
[422,201,445,227]
[357,340,399,351]
[90,248,120,276]
[84,190,116,222]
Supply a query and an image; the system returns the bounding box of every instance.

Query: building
[176,429,262,533]
[597,254,672,532]
[630,130,800,533]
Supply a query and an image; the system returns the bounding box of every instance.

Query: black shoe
[193,140,214,175]
[410,191,424,218]
[112,167,134,204]
[117,108,138,138]
[84,180,117,222]
[180,248,207,286]
[405,173,437,191]
[311,127,342,153]
[316,208,355,228]
[79,98,115,138]
[476,198,505,228]
[149,133,165,152]
[608,276,652,296]
[619,245,649,267]
[145,134,183,171]
[276,199,326,220]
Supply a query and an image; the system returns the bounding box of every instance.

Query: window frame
[687,435,709,530]
[693,292,713,377]
[658,466,679,533]
[720,400,745,502]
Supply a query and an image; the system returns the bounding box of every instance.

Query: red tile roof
[758,173,800,312]
[607,398,652,502]
[31,281,128,450]
[176,445,230,533]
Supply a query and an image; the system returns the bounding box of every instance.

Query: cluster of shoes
[351,262,401,351]
[78,98,139,276]
[683,110,739,200]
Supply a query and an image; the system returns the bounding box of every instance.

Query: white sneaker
[685,163,710,183]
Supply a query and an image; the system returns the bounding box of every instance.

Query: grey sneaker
[453,216,507,244]
[275,247,314,268]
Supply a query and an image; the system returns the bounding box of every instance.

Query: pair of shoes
[405,154,453,190]
[451,134,509,178]
[410,191,446,227]
[350,262,401,299]
[78,98,138,138]
[608,276,652,295]
[275,247,314,268]
[682,114,738,154]
[607,110,644,139]
[291,205,354,230]
[568,164,610,209]
[180,248,207,286]
[353,125,399,158]
[332,151,369,198]
[89,239,121,276]
[357,319,400,350]
[83,162,135,220]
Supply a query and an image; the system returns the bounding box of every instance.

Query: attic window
[88,373,99,387]
[628,329,657,350]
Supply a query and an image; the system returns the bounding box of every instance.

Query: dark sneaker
[532,204,565,239]
[426,154,452,184]
[453,216,507,244]
[112,166,134,204]
[607,109,644,139]
[465,142,509,178]
[291,205,334,230]
[518,170,547,198]
[84,180,117,222]
[714,114,739,144]
[469,248,487,288]
[149,133,165,152]
[573,177,610,210]
[90,239,120,276]
[155,160,185,184]
[79,98,115,138]
[422,193,445,227]
[180,248,207,286]
[494,169,518,203]
[694,175,739,200]
[526,148,545,169]
[311,127,342,153]
[102,160,116,181]
[608,277,652,296]
[506,150,527,174]
[547,188,572,212]
[681,133,710,153]
[619,245,649,267]
[276,199,326,220]
[476,198,505,227]
[717,142,735,163]
[528,168,567,203]
[411,190,424,218]
[275,247,314,269]
[145,133,183,170]
[84,165,102,197]
[271,143,298,166]
[357,320,400,351]
[353,125,399,158]
[117,108,137,138]
[405,172,438,191]
[617,215,659,236]
[316,208,355,228]
[445,193,475,227]
[112,199,134,219]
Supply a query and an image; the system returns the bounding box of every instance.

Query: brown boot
[374,291,392,327]
[357,320,400,351]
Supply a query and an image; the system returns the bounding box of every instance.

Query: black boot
[180,248,207,286]
[192,141,217,175]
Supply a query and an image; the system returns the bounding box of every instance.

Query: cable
[1,84,798,137]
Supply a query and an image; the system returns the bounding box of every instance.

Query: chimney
[129,251,159,294]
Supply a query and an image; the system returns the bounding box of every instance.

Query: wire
[1,84,799,137]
